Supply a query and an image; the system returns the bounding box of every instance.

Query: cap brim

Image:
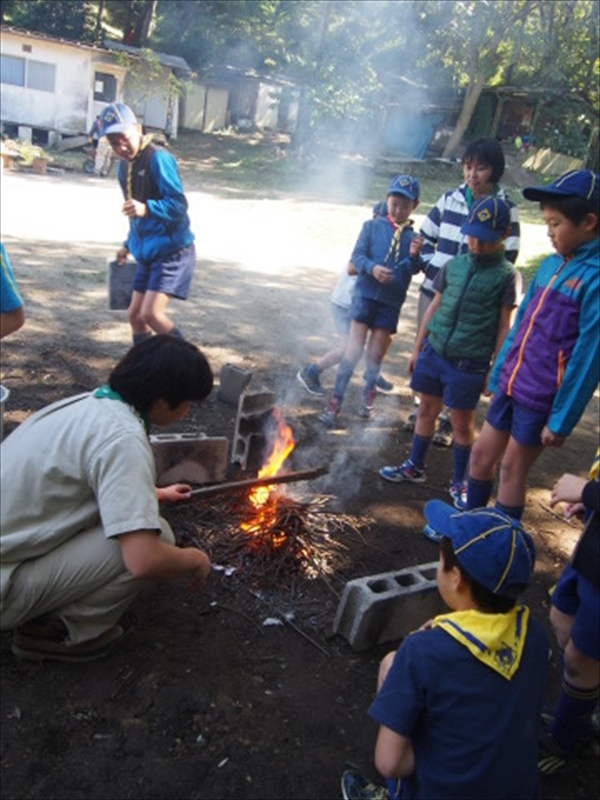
[423,500,457,536]
[387,189,417,201]
[460,223,505,242]
[102,123,131,136]
[522,186,569,201]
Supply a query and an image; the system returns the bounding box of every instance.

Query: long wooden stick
[189,466,328,500]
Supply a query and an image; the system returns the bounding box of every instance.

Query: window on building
[1,54,55,93]
[1,54,26,87]
[93,72,117,103]
[27,60,56,93]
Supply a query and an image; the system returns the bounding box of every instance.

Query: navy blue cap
[522,170,599,207]
[387,175,420,202]
[461,195,511,242]
[100,103,138,137]
[424,501,536,596]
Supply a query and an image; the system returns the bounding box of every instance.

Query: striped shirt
[419,184,520,295]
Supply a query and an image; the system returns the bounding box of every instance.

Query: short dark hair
[109,335,213,414]
[440,536,522,613]
[462,138,506,184]
[540,195,600,231]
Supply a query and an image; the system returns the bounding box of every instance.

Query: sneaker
[376,375,394,392]
[423,523,443,543]
[449,480,467,510]
[538,732,573,775]
[319,396,341,427]
[359,389,376,419]
[297,365,326,397]
[11,625,125,663]
[433,417,453,447]
[379,460,425,483]
[341,769,390,800]
[403,412,417,432]
[362,373,394,393]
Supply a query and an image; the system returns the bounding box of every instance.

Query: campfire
[176,409,371,586]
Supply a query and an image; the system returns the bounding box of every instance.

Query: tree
[429,0,537,158]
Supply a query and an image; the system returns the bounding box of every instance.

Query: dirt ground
[0,142,598,800]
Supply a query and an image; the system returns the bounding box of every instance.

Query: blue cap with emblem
[100,103,138,137]
[424,501,536,597]
[386,174,420,202]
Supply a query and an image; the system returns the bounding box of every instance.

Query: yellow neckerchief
[431,605,529,680]
[382,217,412,268]
[126,135,153,200]
[590,447,600,481]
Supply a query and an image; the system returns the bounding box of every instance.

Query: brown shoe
[11,625,125,662]
[16,615,68,640]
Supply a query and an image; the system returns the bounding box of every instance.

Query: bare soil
[1,136,598,800]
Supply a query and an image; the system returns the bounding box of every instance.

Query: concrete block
[232,390,277,470]
[150,433,229,487]
[218,364,252,405]
[333,562,445,651]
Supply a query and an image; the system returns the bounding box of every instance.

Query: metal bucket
[0,384,9,441]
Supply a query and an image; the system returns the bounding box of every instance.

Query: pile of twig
[175,491,370,585]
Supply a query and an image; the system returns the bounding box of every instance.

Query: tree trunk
[441,72,487,158]
[94,0,105,44]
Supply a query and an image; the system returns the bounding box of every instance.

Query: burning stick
[189,466,328,500]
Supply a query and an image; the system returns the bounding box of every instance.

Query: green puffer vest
[428,251,515,362]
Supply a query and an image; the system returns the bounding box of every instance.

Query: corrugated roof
[0,25,189,71]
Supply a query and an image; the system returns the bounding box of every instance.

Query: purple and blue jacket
[488,238,599,437]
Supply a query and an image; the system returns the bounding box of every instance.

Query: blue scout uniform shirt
[369,614,548,799]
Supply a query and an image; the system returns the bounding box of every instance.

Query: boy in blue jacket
[320,176,422,425]
[466,170,600,521]
[100,103,195,344]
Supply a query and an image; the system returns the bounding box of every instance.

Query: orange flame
[241,409,295,539]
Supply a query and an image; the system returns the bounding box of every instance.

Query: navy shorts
[410,340,488,410]
[486,390,548,446]
[552,563,600,661]
[331,302,351,335]
[133,243,196,299]
[350,295,400,333]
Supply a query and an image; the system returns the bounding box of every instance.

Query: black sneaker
[319,396,341,427]
[297,366,326,397]
[538,732,573,775]
[341,770,390,800]
[376,375,394,392]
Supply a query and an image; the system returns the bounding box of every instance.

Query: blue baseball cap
[424,501,536,597]
[522,170,599,207]
[100,103,138,137]
[387,175,420,202]
[461,195,511,242]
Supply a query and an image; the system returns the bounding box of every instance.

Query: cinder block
[218,364,252,405]
[232,390,277,470]
[150,433,229,487]
[333,562,445,651]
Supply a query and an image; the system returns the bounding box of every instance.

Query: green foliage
[2,0,97,42]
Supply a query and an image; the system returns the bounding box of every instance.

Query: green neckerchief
[465,183,500,209]
[93,384,150,434]
[431,605,529,680]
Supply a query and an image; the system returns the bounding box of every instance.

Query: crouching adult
[0,335,213,662]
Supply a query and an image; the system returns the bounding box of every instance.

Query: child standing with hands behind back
[465,170,600,521]
[319,176,422,426]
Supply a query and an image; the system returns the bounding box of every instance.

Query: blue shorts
[132,244,195,299]
[410,340,488,410]
[486,391,548,446]
[331,302,351,335]
[552,563,600,661]
[349,295,400,333]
